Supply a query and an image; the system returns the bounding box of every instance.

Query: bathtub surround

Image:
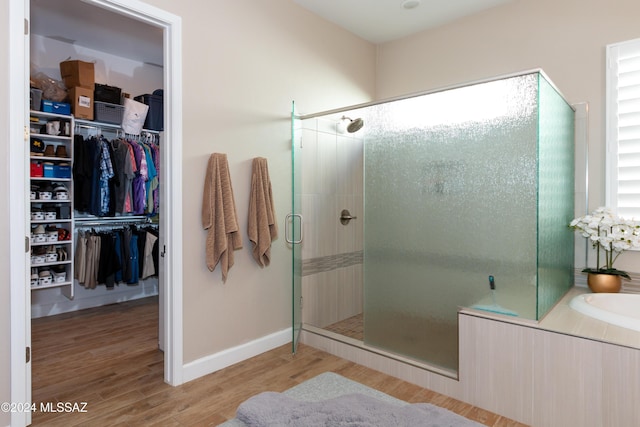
[301,288,640,426]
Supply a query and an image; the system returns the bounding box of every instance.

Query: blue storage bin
[42,101,71,115]
[43,163,55,177]
[54,164,72,179]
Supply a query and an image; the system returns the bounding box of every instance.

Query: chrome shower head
[342,116,364,133]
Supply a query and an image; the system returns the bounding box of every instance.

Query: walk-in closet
[29,0,166,403]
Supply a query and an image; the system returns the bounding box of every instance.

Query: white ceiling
[293,0,516,44]
[30,0,516,67]
[30,0,164,67]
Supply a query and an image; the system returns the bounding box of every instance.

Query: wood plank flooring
[31,297,528,426]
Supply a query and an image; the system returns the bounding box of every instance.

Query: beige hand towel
[202,153,242,281]
[248,157,278,266]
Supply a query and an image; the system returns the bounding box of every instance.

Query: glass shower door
[291,101,303,353]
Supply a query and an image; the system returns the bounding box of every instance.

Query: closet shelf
[31,258,72,264]
[29,110,74,300]
[31,281,73,291]
[31,177,72,182]
[30,155,72,161]
[31,241,73,247]
[30,110,71,120]
[30,133,72,141]
[30,200,71,204]
[75,118,161,135]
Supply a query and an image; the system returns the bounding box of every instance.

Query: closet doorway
[10,1,183,425]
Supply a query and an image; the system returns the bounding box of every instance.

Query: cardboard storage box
[60,60,95,89]
[69,87,94,120]
[42,101,71,115]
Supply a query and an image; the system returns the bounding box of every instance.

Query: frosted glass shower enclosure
[293,70,575,375]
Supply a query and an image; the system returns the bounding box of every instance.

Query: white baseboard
[182,328,292,384]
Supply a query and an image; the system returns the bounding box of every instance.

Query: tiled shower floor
[324,313,364,341]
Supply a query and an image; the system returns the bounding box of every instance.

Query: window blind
[607,38,640,219]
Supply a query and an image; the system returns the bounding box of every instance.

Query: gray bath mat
[219,372,483,426]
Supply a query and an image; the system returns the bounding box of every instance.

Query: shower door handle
[285,213,303,244]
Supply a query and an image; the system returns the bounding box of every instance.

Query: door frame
[9,1,184,425]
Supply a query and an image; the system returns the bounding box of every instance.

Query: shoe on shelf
[30,184,39,200]
[38,269,52,286]
[52,265,65,274]
[31,246,46,256]
[57,228,71,241]
[31,208,45,221]
[55,145,68,158]
[53,183,69,200]
[30,269,39,287]
[33,224,46,235]
[43,145,55,157]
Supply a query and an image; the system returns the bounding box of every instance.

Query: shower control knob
[340,209,357,225]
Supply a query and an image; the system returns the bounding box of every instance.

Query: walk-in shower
[291,70,575,376]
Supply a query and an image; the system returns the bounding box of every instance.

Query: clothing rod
[75,119,160,135]
[75,216,153,226]
[75,222,157,228]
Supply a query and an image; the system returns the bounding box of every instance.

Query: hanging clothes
[98,137,115,216]
[141,231,158,279]
[73,134,160,217]
[74,226,159,289]
[110,138,135,214]
[143,143,158,215]
[73,134,92,212]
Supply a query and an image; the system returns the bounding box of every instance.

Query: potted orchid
[570,207,640,291]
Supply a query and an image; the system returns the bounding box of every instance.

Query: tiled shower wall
[300,118,364,328]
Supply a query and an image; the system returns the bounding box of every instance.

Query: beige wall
[375,0,640,273]
[0,0,376,415]
[140,0,376,362]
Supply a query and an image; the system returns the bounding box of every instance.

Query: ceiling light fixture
[401,0,421,10]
